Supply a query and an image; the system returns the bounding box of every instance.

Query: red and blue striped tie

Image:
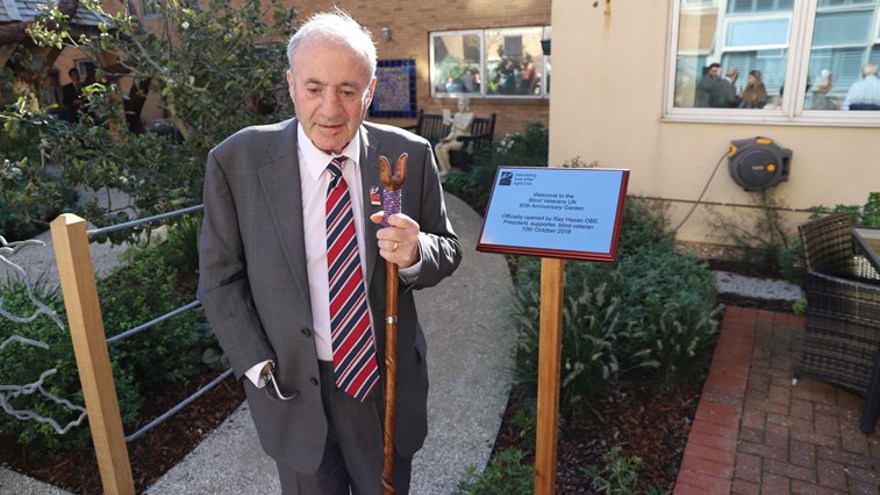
[325,156,379,401]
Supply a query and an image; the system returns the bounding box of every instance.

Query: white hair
[286,8,377,80]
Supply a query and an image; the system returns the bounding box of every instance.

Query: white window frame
[664,0,880,127]
[429,27,551,99]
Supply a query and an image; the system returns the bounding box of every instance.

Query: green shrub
[101,245,201,390]
[708,190,792,277]
[2,0,297,245]
[512,196,719,410]
[0,242,205,455]
[454,448,534,495]
[162,215,202,275]
[514,278,651,411]
[0,83,79,241]
[863,192,880,227]
[616,197,675,256]
[809,191,880,227]
[778,233,805,286]
[586,446,670,495]
[0,278,96,452]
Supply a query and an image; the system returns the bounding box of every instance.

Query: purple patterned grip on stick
[383,189,402,227]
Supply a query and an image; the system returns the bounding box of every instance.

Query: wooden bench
[405,109,496,169]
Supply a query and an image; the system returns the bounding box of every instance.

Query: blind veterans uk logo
[499,171,513,186]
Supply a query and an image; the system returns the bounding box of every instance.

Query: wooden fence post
[51,214,134,495]
[534,257,565,494]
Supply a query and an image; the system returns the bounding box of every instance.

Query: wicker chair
[796,212,880,433]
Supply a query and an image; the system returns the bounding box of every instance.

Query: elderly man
[843,62,880,111]
[198,9,461,494]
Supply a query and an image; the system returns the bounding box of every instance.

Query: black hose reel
[727,137,792,191]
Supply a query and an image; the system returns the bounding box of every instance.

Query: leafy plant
[0,241,208,455]
[707,189,792,277]
[778,233,805,285]
[511,196,719,412]
[162,214,202,274]
[792,298,807,316]
[586,446,670,495]
[1,0,296,242]
[189,320,228,371]
[809,191,880,227]
[514,278,647,411]
[454,448,534,495]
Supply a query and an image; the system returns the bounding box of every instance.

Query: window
[667,0,880,124]
[431,31,483,96]
[430,27,551,99]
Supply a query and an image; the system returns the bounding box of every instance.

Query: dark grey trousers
[277,361,412,495]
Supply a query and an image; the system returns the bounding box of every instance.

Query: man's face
[709,66,720,78]
[288,40,375,155]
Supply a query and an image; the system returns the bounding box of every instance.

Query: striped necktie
[325,156,379,401]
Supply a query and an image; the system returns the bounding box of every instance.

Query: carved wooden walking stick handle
[379,153,407,495]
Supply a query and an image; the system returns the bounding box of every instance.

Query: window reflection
[430,28,551,98]
[805,1,880,110]
[432,33,483,96]
[674,0,880,112]
[485,27,545,96]
[675,0,791,109]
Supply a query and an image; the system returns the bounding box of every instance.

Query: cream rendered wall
[549,0,879,245]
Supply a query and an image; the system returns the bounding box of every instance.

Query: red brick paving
[674,307,880,495]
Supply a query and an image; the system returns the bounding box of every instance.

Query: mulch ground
[494,376,706,494]
[490,293,789,494]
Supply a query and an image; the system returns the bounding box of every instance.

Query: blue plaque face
[477,167,629,261]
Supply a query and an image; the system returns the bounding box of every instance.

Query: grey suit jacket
[198,118,462,473]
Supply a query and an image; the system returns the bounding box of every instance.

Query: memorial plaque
[477,166,629,262]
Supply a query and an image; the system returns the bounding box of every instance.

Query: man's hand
[370,211,420,268]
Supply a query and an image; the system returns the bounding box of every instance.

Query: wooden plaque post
[534,257,565,494]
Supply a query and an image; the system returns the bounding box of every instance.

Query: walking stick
[379,153,407,495]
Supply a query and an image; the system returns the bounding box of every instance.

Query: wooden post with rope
[379,153,407,495]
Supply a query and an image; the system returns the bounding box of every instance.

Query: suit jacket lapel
[361,126,383,290]
[257,119,312,313]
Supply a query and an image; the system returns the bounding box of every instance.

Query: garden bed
[0,370,244,494]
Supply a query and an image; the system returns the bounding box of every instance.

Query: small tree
[1,0,296,239]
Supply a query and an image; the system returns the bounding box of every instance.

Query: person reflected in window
[434,95,474,179]
[739,70,767,109]
[39,68,64,117]
[519,56,538,94]
[810,69,837,110]
[61,68,85,122]
[460,67,477,92]
[842,62,880,111]
[718,66,740,108]
[696,63,721,107]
